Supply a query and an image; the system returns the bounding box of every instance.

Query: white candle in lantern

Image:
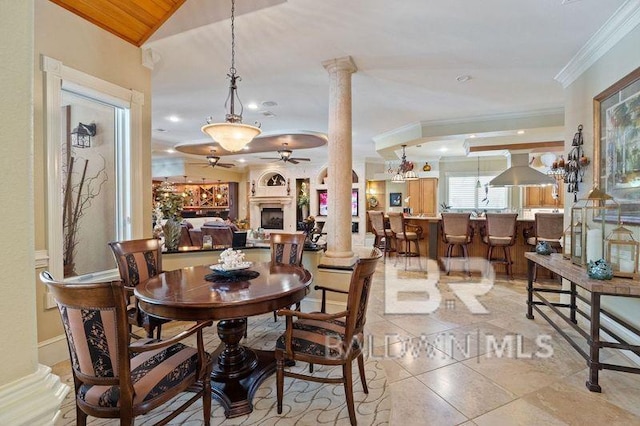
[586,229,603,262]
[620,259,635,273]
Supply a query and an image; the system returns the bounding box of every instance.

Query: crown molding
[555,0,640,88]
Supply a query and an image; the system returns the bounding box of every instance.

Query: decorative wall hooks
[564,124,590,202]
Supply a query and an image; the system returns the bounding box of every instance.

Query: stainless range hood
[489,153,556,187]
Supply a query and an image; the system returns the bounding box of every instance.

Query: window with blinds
[447,175,508,210]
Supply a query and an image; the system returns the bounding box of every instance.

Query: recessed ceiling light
[262,101,278,107]
[167,115,181,122]
[238,158,246,163]
[469,134,476,138]
[517,130,525,135]
[439,147,448,152]
[247,102,258,110]
[262,111,276,117]
[243,146,250,150]
[155,128,167,133]
[456,75,472,82]
[166,149,175,154]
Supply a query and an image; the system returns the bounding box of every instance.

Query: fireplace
[261,207,284,229]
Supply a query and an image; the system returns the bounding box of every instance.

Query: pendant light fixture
[201,0,261,152]
[476,157,482,188]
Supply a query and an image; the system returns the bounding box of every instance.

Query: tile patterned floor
[52,252,640,425]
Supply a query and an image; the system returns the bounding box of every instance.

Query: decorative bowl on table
[210,262,253,273]
[535,241,553,255]
[587,259,613,280]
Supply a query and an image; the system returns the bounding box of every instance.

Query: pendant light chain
[230,0,236,75]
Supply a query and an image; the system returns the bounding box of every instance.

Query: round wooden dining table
[134,261,313,418]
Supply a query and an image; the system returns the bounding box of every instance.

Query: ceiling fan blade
[290,157,311,162]
[218,163,235,168]
[288,159,299,165]
[259,157,279,160]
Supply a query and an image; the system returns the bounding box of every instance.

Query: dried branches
[62,155,108,276]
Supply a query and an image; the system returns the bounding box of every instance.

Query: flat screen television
[318,189,358,216]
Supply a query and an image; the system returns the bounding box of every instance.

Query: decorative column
[0,1,69,424]
[321,56,358,267]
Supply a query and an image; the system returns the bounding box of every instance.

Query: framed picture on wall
[594,66,640,224]
[389,192,402,207]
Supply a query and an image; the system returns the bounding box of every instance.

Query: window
[43,56,144,279]
[447,175,508,210]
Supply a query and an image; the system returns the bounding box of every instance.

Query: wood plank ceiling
[48,0,186,46]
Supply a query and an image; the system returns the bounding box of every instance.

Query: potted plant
[298,182,310,219]
[154,182,184,251]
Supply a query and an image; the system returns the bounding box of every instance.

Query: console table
[525,252,640,392]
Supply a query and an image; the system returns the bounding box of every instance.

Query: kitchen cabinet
[524,181,564,208]
[406,178,438,216]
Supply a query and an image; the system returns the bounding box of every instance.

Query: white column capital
[322,56,358,74]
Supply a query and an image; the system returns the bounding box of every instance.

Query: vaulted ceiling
[48,0,186,46]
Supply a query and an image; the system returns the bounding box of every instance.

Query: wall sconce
[70,122,96,148]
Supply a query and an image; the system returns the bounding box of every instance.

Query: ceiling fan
[187,150,236,169]
[260,143,311,165]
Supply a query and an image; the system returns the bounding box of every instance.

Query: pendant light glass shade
[201,122,261,152]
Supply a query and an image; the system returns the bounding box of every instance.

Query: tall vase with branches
[62,155,107,276]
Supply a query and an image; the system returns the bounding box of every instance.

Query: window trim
[42,55,144,279]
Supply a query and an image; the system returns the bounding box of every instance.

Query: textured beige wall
[0,0,37,384]
[34,0,152,343]
[564,24,640,329]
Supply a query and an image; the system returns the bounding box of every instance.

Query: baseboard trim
[0,364,70,426]
[38,334,69,367]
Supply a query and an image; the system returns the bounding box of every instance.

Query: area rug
[54,314,392,425]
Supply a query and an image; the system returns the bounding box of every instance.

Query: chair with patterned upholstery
[270,232,306,322]
[108,238,170,339]
[525,212,564,281]
[388,212,423,270]
[39,271,213,425]
[275,248,382,426]
[441,213,473,275]
[368,210,393,263]
[482,213,518,279]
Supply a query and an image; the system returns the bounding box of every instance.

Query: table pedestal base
[210,318,277,418]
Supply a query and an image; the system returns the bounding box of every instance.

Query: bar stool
[441,213,473,275]
[388,212,423,270]
[483,213,518,279]
[525,212,564,281]
[368,210,393,263]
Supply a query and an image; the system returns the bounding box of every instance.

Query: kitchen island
[404,215,537,278]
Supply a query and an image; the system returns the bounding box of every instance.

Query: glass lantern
[570,187,620,266]
[606,224,639,279]
[562,222,581,260]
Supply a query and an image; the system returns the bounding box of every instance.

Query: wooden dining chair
[108,238,170,339]
[275,248,383,426]
[270,232,306,322]
[40,271,213,425]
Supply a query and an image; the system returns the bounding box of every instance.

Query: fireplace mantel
[249,196,293,205]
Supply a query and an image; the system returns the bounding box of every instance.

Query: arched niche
[259,171,287,187]
[318,168,359,185]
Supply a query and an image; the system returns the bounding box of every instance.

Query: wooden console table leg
[526,259,534,320]
[586,293,602,392]
[570,282,577,324]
